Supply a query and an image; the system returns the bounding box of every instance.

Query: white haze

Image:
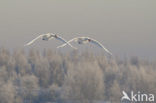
[0,0,156,60]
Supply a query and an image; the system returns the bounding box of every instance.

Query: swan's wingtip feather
[57,46,62,49]
[24,44,28,46]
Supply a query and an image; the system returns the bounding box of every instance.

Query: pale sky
[0,0,156,60]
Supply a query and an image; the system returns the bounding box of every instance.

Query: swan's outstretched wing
[89,38,112,55]
[57,37,78,49]
[24,35,43,46]
[56,36,77,49]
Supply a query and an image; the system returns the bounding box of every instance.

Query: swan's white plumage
[57,37,78,48]
[55,35,77,49]
[25,35,43,46]
[25,33,76,49]
[89,38,112,55]
[57,36,112,55]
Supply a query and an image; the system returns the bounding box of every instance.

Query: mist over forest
[0,48,155,103]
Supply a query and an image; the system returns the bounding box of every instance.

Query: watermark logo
[121,91,155,102]
[121,91,131,101]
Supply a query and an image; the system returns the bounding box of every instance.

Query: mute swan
[57,37,112,55]
[25,33,77,49]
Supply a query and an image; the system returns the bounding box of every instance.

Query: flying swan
[57,37,112,55]
[24,33,77,49]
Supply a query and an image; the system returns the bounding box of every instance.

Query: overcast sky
[0,0,156,60]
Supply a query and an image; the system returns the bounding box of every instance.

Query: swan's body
[25,33,76,49]
[57,37,112,55]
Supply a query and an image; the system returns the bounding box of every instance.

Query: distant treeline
[0,48,155,103]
